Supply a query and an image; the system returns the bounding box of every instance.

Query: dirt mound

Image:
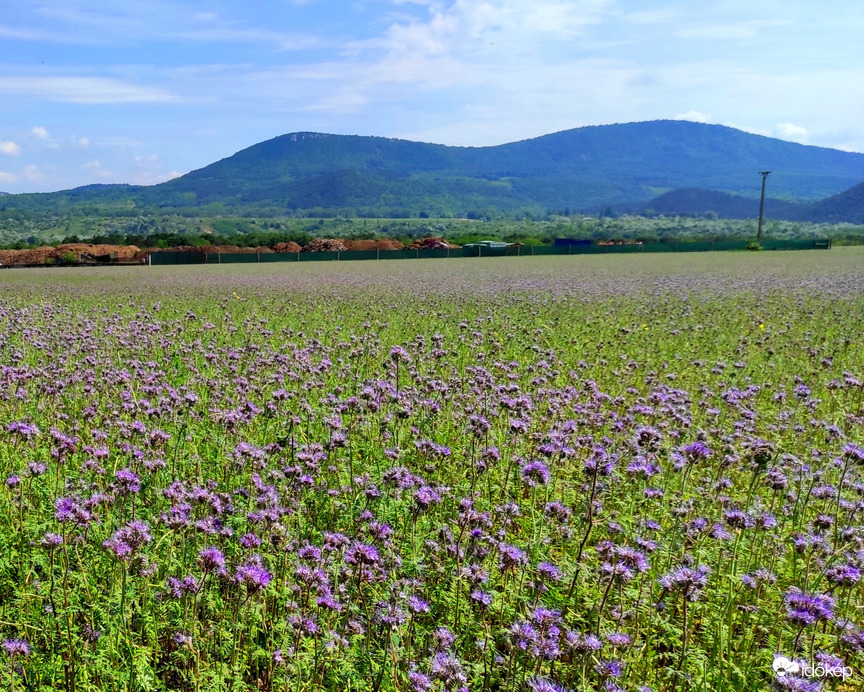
[56,243,142,261]
[0,244,142,266]
[0,246,54,265]
[408,237,457,250]
[302,238,347,252]
[273,242,302,253]
[344,239,406,251]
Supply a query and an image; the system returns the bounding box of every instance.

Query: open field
[1,249,863,691]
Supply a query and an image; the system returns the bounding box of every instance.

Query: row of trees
[1,213,862,251]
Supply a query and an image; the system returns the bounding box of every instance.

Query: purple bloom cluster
[784,588,835,627]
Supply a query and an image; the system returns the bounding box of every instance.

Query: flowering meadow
[1,250,862,692]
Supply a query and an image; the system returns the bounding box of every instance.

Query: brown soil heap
[407,237,457,250]
[343,239,406,251]
[0,243,142,266]
[273,242,303,253]
[300,238,406,252]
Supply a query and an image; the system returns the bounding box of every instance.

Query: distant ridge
[621,188,805,219]
[804,181,864,223]
[623,181,864,224]
[3,120,864,219]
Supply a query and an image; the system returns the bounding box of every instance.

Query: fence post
[337,251,340,261]
[377,249,380,260]
[257,252,261,262]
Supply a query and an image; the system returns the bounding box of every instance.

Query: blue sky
[1,0,862,193]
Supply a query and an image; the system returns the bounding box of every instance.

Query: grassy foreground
[0,250,862,691]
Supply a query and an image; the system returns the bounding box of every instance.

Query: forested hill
[3,120,864,218]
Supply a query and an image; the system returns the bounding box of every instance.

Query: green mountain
[620,188,805,220]
[3,120,864,218]
[621,180,864,223]
[803,181,864,223]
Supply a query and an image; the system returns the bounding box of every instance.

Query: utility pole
[756,171,771,245]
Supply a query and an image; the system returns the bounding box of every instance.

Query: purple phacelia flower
[54,496,92,525]
[198,546,225,572]
[521,460,551,487]
[528,675,571,692]
[236,557,272,594]
[240,533,261,549]
[498,542,527,571]
[3,639,30,656]
[41,532,64,549]
[784,588,834,627]
[344,542,380,566]
[114,468,141,495]
[658,564,711,602]
[470,590,493,608]
[537,562,562,583]
[428,652,467,689]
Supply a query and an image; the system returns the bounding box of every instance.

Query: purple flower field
[0,251,862,691]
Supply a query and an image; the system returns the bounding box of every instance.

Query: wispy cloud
[7,2,320,50]
[676,19,790,41]
[0,76,176,104]
[81,159,113,180]
[22,165,45,184]
[31,126,50,139]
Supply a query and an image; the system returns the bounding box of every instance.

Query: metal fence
[148,239,830,266]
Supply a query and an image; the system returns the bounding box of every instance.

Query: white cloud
[775,122,808,144]
[675,20,789,41]
[130,169,183,185]
[31,126,50,139]
[674,111,713,123]
[0,141,21,156]
[0,76,176,104]
[623,8,682,25]
[129,152,185,185]
[0,170,17,184]
[277,0,622,118]
[81,160,114,180]
[22,165,44,183]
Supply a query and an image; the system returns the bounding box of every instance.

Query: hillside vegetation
[1,121,862,222]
